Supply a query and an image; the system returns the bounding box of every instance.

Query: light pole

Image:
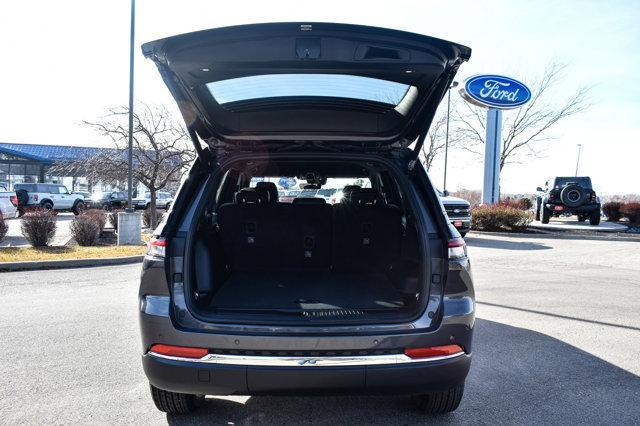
[442,81,458,192]
[126,0,135,212]
[117,0,141,245]
[575,144,582,177]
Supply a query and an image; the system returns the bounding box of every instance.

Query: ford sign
[460,75,531,109]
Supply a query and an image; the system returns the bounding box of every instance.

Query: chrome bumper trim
[147,351,464,367]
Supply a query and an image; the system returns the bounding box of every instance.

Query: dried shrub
[21,208,57,247]
[70,215,100,246]
[499,198,533,211]
[0,213,8,243]
[602,202,623,222]
[472,205,533,232]
[620,202,640,224]
[82,209,107,233]
[143,209,164,229]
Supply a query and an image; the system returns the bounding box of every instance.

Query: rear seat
[218,188,281,270]
[333,188,402,271]
[218,187,402,273]
[283,198,332,269]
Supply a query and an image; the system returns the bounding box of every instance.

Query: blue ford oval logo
[460,75,531,109]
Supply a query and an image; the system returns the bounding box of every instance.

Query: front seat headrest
[351,188,384,206]
[234,188,268,205]
[255,181,278,203]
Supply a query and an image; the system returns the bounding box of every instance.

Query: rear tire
[411,383,465,414]
[541,206,550,224]
[149,384,203,414]
[72,201,85,215]
[589,210,601,225]
[16,189,29,207]
[41,200,54,210]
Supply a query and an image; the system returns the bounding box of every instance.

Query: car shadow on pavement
[464,236,551,251]
[165,319,640,425]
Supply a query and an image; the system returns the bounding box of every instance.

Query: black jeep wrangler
[536,176,601,225]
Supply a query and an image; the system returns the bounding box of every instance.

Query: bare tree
[52,104,195,228]
[419,105,460,171]
[454,62,591,170]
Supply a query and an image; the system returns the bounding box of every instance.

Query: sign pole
[460,74,531,205]
[482,108,502,204]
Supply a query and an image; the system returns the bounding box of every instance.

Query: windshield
[207,74,412,106]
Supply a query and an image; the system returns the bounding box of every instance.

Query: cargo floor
[210,270,405,311]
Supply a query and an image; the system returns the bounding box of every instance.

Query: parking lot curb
[0,255,144,272]
[468,230,640,242]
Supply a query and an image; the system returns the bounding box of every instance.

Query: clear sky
[1,0,639,194]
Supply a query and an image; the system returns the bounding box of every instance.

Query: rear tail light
[591,191,596,202]
[9,195,17,206]
[149,344,208,359]
[404,344,464,359]
[147,237,166,258]
[448,237,467,259]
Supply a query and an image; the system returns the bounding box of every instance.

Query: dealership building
[0,142,127,193]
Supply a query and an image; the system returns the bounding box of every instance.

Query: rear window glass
[14,184,35,192]
[249,177,371,204]
[207,74,411,106]
[553,177,592,188]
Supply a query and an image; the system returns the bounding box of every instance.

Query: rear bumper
[142,351,471,396]
[449,217,471,232]
[545,203,599,213]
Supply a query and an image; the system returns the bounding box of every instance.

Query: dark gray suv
[138,23,475,415]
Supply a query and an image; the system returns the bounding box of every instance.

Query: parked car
[139,23,473,415]
[278,189,301,203]
[132,191,173,210]
[87,191,129,211]
[72,191,92,200]
[0,191,18,218]
[11,183,85,215]
[438,190,471,237]
[536,176,601,225]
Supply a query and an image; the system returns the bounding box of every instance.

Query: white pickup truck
[0,191,18,218]
[13,183,85,215]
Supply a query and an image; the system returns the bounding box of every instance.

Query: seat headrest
[341,185,362,202]
[255,181,278,203]
[351,188,384,206]
[235,188,268,205]
[292,197,326,205]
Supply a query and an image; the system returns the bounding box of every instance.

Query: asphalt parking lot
[1,233,639,424]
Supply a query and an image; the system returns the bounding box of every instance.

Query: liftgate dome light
[460,74,531,109]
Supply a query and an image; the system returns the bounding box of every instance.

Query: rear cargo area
[188,167,425,322]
